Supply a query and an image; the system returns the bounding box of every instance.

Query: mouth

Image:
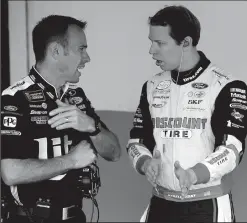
[155,60,164,66]
[77,65,85,73]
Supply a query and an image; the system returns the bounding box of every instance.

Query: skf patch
[24,90,46,102]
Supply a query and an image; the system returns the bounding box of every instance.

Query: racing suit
[127,52,247,222]
[1,67,107,222]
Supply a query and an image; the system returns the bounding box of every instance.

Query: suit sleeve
[191,80,247,184]
[1,94,33,159]
[126,82,156,174]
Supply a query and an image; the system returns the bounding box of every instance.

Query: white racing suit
[127,52,247,222]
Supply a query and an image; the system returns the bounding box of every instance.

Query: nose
[149,42,156,55]
[83,51,90,63]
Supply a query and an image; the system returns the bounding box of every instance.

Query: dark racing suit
[1,67,106,222]
[127,52,247,222]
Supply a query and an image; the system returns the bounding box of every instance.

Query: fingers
[56,99,69,107]
[49,103,76,116]
[146,164,159,187]
[153,150,161,159]
[48,110,75,126]
[181,186,189,200]
[174,161,181,170]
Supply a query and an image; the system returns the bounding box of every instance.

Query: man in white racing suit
[127,5,247,222]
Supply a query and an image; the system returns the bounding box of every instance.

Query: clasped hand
[143,150,197,200]
[174,161,197,199]
[48,99,95,132]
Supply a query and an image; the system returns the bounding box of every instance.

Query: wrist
[141,157,152,174]
[88,118,101,136]
[187,168,197,185]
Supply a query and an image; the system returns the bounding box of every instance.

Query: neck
[35,62,65,94]
[177,49,200,72]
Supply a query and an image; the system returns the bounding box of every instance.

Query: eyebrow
[148,38,166,43]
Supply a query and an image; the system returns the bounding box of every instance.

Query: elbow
[112,144,122,162]
[1,172,16,186]
[1,160,18,186]
[103,145,121,162]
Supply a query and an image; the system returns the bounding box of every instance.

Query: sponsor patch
[1,130,21,136]
[4,105,18,112]
[188,91,193,97]
[30,110,48,115]
[192,83,208,89]
[1,111,23,116]
[129,145,141,159]
[194,91,205,98]
[156,81,171,90]
[3,116,17,128]
[69,97,83,105]
[161,129,192,139]
[212,70,229,80]
[227,120,244,128]
[10,80,25,90]
[153,117,207,129]
[231,109,244,122]
[152,102,166,108]
[29,103,47,109]
[133,117,143,124]
[232,98,247,104]
[183,67,202,82]
[207,149,229,165]
[183,107,206,112]
[229,103,247,110]
[67,89,76,97]
[188,100,203,104]
[77,104,86,110]
[230,88,246,94]
[230,93,246,99]
[24,90,46,102]
[31,116,49,124]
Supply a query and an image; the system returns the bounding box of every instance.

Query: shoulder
[65,85,90,105]
[207,64,235,86]
[2,76,34,97]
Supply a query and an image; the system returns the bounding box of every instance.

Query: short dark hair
[32,15,87,62]
[149,5,201,46]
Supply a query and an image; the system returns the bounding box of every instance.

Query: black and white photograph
[1,1,247,222]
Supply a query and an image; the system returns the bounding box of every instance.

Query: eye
[157,41,166,46]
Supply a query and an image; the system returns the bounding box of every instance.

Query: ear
[182,36,192,48]
[48,42,64,60]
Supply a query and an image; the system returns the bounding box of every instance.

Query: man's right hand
[67,140,96,169]
[141,150,162,187]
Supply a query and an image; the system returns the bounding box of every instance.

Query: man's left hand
[48,99,95,132]
[174,161,197,200]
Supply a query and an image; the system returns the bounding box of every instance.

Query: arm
[89,121,121,162]
[81,89,121,162]
[189,81,247,184]
[1,139,96,186]
[49,88,121,162]
[126,82,156,174]
[1,93,96,186]
[1,156,73,186]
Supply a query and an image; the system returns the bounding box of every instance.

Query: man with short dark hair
[1,15,121,223]
[127,5,246,222]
